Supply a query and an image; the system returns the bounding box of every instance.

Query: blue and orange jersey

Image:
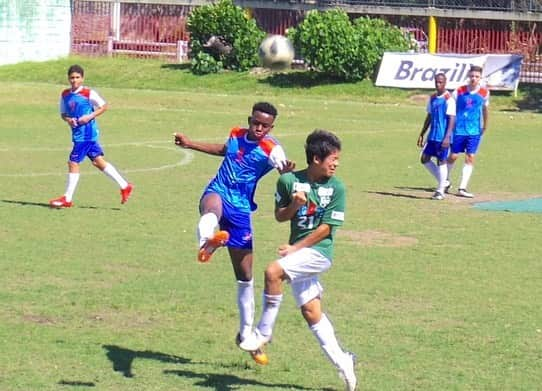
[426,91,456,142]
[59,86,105,142]
[204,127,282,213]
[453,85,489,136]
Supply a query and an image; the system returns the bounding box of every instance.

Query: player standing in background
[239,130,357,391]
[446,65,489,198]
[417,73,456,200]
[49,64,133,208]
[173,102,294,365]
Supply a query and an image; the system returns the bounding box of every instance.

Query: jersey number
[297,215,315,229]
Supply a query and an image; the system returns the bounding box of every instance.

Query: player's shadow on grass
[367,186,433,200]
[164,369,332,391]
[103,344,191,378]
[57,380,95,387]
[1,199,120,211]
[2,199,52,208]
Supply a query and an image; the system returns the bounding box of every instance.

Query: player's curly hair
[252,102,277,118]
[305,129,341,165]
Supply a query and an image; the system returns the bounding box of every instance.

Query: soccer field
[1,66,542,390]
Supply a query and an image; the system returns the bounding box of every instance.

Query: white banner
[375,53,522,91]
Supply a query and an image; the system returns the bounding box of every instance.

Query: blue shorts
[218,200,253,250]
[451,135,482,155]
[69,141,104,163]
[422,140,450,162]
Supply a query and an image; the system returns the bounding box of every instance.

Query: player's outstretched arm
[173,132,226,156]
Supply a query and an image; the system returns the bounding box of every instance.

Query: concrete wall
[0,0,71,65]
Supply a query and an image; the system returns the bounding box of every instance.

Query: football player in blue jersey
[417,73,456,200]
[49,65,133,208]
[173,102,294,365]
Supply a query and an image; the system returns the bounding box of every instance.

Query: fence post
[176,40,187,62]
[107,36,114,57]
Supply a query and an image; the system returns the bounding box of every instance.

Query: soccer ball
[258,35,295,70]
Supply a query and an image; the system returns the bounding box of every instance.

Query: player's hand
[277,160,296,174]
[278,243,296,257]
[292,191,307,208]
[173,132,191,148]
[67,117,79,128]
[417,135,424,148]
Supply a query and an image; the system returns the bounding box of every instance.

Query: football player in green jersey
[240,129,357,391]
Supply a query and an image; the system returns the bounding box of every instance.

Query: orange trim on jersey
[80,88,91,98]
[478,87,489,98]
[230,127,247,138]
[457,85,469,95]
[259,138,277,156]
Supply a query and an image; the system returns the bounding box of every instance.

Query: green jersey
[275,170,346,260]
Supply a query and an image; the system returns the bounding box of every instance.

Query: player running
[239,130,357,390]
[49,64,133,208]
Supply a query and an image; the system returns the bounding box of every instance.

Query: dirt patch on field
[409,94,428,104]
[338,229,418,247]
[23,314,55,325]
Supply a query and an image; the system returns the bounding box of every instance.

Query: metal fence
[315,0,542,12]
[70,0,542,83]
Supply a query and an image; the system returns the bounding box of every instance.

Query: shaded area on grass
[258,71,348,89]
[103,345,191,378]
[164,369,332,391]
[515,83,542,112]
[2,199,120,211]
[58,380,96,387]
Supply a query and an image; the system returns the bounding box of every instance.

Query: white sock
[197,213,218,248]
[256,293,283,338]
[310,313,348,369]
[436,164,448,194]
[64,173,80,202]
[459,164,473,190]
[103,163,128,189]
[447,163,455,183]
[423,161,439,181]
[237,279,255,341]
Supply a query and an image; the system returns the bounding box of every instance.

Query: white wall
[0,0,71,65]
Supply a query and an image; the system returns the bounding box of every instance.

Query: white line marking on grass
[0,142,193,177]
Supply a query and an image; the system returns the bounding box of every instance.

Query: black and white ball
[258,35,295,70]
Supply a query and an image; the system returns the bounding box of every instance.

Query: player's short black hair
[305,129,341,165]
[68,64,84,76]
[435,72,446,80]
[252,102,277,118]
[469,65,483,74]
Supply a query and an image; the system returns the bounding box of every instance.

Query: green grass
[1,57,542,390]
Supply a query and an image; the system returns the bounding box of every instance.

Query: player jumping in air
[173,102,294,365]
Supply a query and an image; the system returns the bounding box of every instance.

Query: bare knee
[264,262,284,284]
